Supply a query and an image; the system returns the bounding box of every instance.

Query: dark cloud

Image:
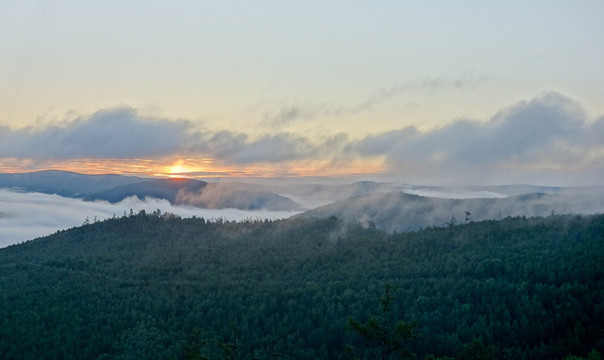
[0,108,333,164]
[1,108,352,166]
[1,92,603,184]
[202,132,319,163]
[0,107,190,158]
[349,127,419,157]
[584,116,604,146]
[230,134,314,163]
[350,92,603,182]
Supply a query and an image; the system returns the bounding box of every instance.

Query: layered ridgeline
[1,213,602,359]
[4,170,604,224]
[0,171,300,211]
[297,191,604,233]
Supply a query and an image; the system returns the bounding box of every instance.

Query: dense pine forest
[0,212,602,359]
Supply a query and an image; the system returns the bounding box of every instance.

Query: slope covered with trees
[0,212,602,359]
[297,191,604,232]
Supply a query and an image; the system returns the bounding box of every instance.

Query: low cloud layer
[0,189,300,248]
[299,189,604,233]
[1,92,603,184]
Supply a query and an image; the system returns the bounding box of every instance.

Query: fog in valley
[0,189,301,248]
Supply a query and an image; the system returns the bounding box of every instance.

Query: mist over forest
[0,188,300,248]
[2,170,604,247]
[3,2,604,359]
[1,211,602,359]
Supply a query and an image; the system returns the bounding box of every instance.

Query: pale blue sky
[1,1,603,183]
[2,1,602,130]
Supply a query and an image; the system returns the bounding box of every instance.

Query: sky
[1,1,603,185]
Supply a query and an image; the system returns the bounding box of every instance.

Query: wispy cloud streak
[353,75,486,112]
[263,75,488,126]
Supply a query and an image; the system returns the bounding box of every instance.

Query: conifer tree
[347,284,417,359]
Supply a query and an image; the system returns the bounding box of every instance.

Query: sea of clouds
[0,189,301,248]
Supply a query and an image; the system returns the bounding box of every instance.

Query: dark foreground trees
[0,212,602,359]
[347,284,417,360]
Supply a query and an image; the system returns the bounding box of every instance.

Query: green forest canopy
[1,211,602,359]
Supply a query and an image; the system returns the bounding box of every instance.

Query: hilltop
[1,213,602,359]
[297,191,604,232]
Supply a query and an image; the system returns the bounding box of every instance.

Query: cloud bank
[0,189,300,248]
[351,92,604,183]
[0,108,343,166]
[0,108,190,159]
[1,92,603,184]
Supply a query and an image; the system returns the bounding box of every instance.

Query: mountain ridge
[296,191,604,232]
[0,171,301,211]
[1,213,601,359]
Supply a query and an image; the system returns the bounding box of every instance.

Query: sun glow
[162,158,220,178]
[168,164,194,176]
[0,156,387,179]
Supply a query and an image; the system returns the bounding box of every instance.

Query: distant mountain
[86,178,207,203]
[0,171,301,211]
[173,182,302,211]
[242,180,397,209]
[468,184,604,196]
[0,170,142,197]
[4,171,603,215]
[268,180,392,200]
[297,191,604,232]
[89,178,301,211]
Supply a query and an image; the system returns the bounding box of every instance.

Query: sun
[166,162,197,178]
[161,158,221,178]
[169,164,191,174]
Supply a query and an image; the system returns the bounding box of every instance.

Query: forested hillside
[1,212,602,359]
[297,191,604,233]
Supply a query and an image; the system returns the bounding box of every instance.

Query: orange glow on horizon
[166,162,197,178]
[0,157,387,179]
